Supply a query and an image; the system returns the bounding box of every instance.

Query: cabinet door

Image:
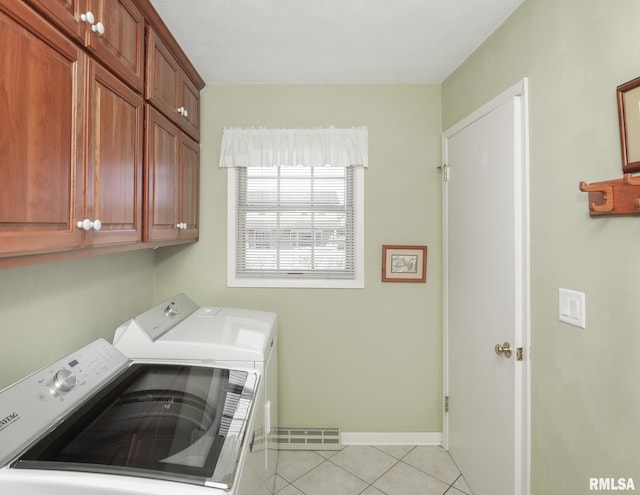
[180,74,200,141]
[86,0,144,91]
[145,29,181,124]
[146,28,200,140]
[85,60,143,247]
[145,106,180,242]
[0,2,84,257]
[24,0,87,42]
[179,135,200,240]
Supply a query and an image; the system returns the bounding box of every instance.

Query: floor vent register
[274,426,341,450]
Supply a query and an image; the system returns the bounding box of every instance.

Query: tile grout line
[363,444,420,493]
[288,445,409,495]
[442,474,463,495]
[326,448,406,495]
[276,451,333,494]
[276,445,471,495]
[387,446,464,489]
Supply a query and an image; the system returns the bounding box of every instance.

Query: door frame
[441,78,531,495]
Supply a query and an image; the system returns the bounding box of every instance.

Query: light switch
[559,288,586,328]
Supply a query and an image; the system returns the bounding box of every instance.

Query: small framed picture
[382,245,427,283]
[617,76,640,172]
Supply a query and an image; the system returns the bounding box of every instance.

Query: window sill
[227,276,364,289]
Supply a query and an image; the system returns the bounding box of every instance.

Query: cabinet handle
[177,106,185,116]
[176,222,187,230]
[91,22,105,36]
[77,218,102,231]
[80,11,95,24]
[183,109,188,118]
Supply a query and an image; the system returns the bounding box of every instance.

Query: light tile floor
[274,445,474,495]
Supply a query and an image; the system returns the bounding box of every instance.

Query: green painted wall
[442,0,640,491]
[3,1,633,486]
[0,251,155,389]
[154,84,444,432]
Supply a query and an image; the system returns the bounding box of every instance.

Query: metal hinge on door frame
[438,164,450,181]
[444,395,449,412]
[516,347,524,361]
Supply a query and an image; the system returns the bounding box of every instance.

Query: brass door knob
[494,341,512,358]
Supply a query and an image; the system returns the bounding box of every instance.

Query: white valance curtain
[219,126,368,168]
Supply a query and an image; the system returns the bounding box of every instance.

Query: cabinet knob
[177,106,185,116]
[80,11,95,24]
[77,218,102,231]
[91,22,105,36]
[183,109,188,118]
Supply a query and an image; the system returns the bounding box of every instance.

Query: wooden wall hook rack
[579,174,640,216]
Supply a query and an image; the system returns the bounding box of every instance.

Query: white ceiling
[149,0,523,85]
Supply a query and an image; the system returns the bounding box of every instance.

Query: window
[228,165,364,288]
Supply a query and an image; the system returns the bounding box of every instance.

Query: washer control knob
[53,369,77,392]
[164,302,178,317]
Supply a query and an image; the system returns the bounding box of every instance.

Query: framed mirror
[617,76,640,173]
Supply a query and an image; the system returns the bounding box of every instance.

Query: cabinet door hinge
[516,347,524,361]
[444,395,449,413]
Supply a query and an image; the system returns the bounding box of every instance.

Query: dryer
[112,294,278,494]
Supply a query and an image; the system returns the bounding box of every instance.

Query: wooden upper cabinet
[26,0,145,92]
[179,134,200,240]
[0,0,200,265]
[85,60,143,247]
[180,74,200,141]
[0,1,85,257]
[145,106,180,242]
[23,0,87,42]
[146,29,200,141]
[145,106,199,242]
[85,0,144,91]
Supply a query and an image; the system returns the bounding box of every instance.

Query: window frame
[227,166,364,288]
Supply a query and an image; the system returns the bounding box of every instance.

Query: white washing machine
[0,339,263,495]
[112,294,278,495]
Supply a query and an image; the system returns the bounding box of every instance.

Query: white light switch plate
[559,288,586,328]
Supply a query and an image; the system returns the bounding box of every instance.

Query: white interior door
[442,80,530,495]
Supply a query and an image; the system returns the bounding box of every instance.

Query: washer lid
[11,363,260,491]
[157,307,277,362]
[114,304,277,363]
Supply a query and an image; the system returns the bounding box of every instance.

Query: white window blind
[221,126,366,288]
[235,165,356,280]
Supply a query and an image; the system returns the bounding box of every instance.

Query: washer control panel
[132,293,199,341]
[0,339,130,466]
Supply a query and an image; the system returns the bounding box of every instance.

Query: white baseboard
[340,432,442,446]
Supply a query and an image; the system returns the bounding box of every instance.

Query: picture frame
[381,245,427,283]
[617,76,640,173]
